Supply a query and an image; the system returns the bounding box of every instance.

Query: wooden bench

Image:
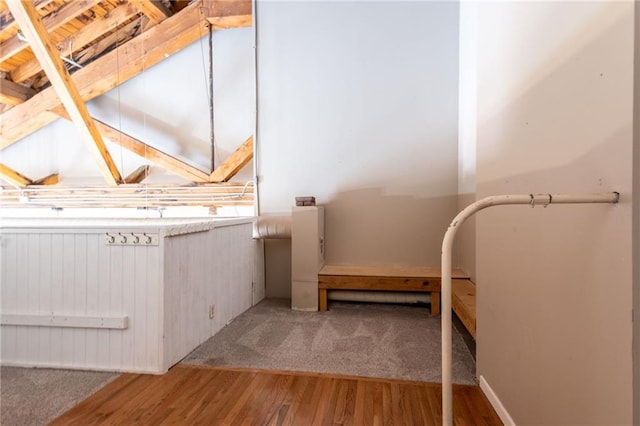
[452,279,476,339]
[318,265,469,315]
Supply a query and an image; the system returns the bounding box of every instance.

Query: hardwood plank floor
[51,365,502,425]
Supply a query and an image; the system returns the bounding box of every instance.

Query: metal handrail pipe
[440,192,619,426]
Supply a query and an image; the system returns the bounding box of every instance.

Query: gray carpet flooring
[183,299,477,384]
[0,367,117,426]
[0,298,476,425]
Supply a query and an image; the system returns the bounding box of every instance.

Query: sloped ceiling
[0,0,253,209]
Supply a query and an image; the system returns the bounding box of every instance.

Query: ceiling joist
[6,0,123,186]
[10,1,141,84]
[0,0,103,67]
[130,0,172,25]
[0,78,35,105]
[0,0,54,34]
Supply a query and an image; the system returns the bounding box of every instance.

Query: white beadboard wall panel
[162,222,254,368]
[0,218,254,373]
[253,239,266,304]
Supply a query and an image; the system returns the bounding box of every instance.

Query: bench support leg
[319,289,328,311]
[431,292,440,316]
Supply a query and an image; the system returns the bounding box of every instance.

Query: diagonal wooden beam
[1,0,252,149]
[0,162,32,186]
[209,136,253,182]
[0,77,35,105]
[124,164,150,184]
[0,0,103,68]
[130,0,172,25]
[93,119,211,183]
[10,1,141,84]
[7,0,123,186]
[31,172,59,185]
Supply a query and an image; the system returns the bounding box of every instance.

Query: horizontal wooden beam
[0,0,103,67]
[210,136,253,182]
[0,182,254,208]
[0,78,35,105]
[207,15,251,30]
[0,163,32,186]
[7,0,123,186]
[203,0,252,29]
[10,1,141,84]
[125,164,150,184]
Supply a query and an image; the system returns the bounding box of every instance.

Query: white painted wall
[257,1,460,297]
[457,1,478,281]
[0,28,254,185]
[472,1,634,423]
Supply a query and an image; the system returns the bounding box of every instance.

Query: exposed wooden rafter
[125,165,150,184]
[0,163,59,187]
[32,172,59,186]
[0,78,35,105]
[0,162,32,186]
[7,0,123,186]
[0,0,54,34]
[0,0,103,68]
[130,0,172,25]
[93,119,212,183]
[210,136,254,182]
[10,1,141,84]
[1,0,251,149]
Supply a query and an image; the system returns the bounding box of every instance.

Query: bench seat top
[319,265,469,279]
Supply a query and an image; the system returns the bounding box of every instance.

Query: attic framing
[0,0,254,210]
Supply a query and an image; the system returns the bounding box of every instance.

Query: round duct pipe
[253,215,292,239]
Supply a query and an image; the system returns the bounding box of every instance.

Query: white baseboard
[479,375,516,426]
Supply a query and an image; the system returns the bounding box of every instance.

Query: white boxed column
[291,206,325,311]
